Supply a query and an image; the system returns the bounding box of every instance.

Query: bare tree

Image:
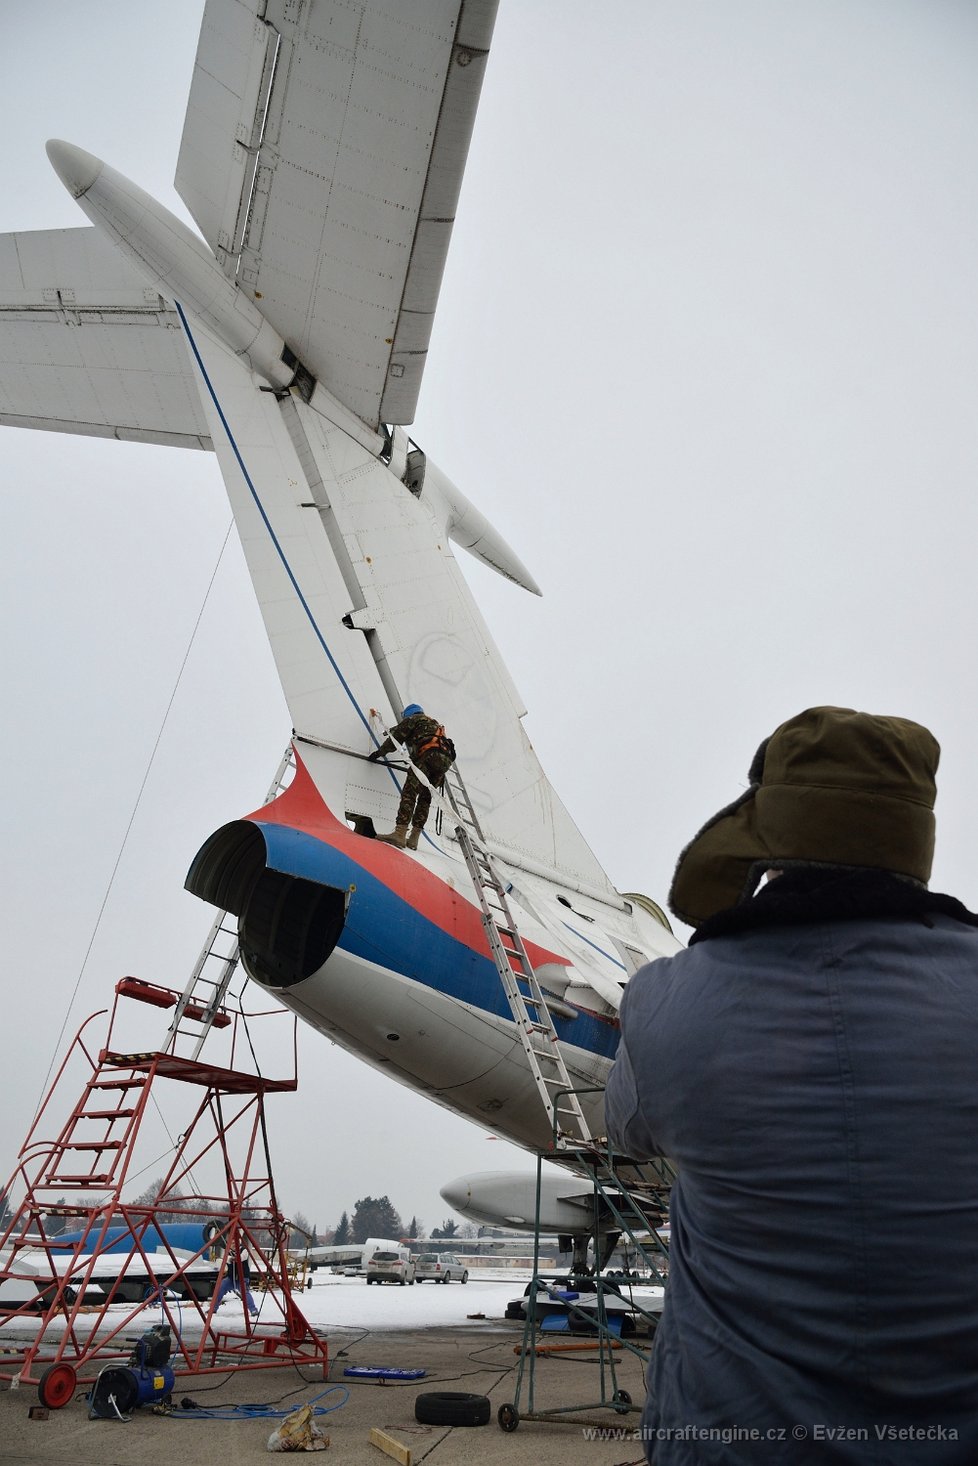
[288,1211,317,1248]
[127,1178,196,1223]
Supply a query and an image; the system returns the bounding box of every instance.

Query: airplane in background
[301,1236,401,1275]
[2,1220,228,1311]
[0,0,680,1244]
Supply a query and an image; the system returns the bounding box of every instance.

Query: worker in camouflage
[368,703,456,849]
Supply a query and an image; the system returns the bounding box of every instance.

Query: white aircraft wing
[0,227,211,449]
[299,1236,398,1267]
[299,1243,361,1267]
[175,0,497,431]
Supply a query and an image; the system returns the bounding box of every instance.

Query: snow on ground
[290,1271,664,1335]
[0,1270,531,1343]
[294,1271,524,1333]
[1,1269,665,1345]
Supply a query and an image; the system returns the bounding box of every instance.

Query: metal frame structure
[424,738,676,1432]
[0,978,327,1405]
[496,1102,671,1432]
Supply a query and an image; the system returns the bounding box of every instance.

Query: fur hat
[668,706,940,928]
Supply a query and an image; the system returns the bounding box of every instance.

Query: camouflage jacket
[391,713,444,760]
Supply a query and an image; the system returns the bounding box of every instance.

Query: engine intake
[186,821,346,988]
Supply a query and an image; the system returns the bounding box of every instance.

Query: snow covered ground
[261,1270,664,1336]
[0,1269,665,1344]
[0,1269,530,1342]
[295,1271,525,1332]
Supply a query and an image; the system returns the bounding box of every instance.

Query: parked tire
[414,1391,491,1427]
[460,1271,469,1284]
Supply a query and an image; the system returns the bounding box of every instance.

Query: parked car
[366,1249,415,1285]
[415,1253,469,1284]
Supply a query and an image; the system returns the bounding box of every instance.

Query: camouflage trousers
[396,754,450,829]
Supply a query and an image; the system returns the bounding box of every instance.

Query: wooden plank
[368,1427,412,1466]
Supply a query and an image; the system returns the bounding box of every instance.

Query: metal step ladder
[163,744,296,1059]
[41,1060,152,1191]
[0,997,325,1395]
[442,763,594,1149]
[578,1144,675,1279]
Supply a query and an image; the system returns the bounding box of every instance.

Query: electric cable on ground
[171,1382,349,1421]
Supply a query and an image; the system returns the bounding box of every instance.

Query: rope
[33,519,235,1120]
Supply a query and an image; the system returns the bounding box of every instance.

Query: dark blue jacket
[605,872,978,1464]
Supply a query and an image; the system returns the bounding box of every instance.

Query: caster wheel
[612,1388,632,1414]
[498,1402,520,1432]
[38,1362,77,1410]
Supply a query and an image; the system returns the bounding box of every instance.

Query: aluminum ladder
[163,743,296,1059]
[368,711,592,1147]
[441,763,594,1149]
[371,720,672,1228]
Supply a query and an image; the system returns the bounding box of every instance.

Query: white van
[366,1248,415,1285]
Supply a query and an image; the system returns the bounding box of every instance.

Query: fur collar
[689,868,978,946]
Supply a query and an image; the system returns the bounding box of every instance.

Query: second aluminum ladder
[163,744,296,1059]
[442,764,594,1149]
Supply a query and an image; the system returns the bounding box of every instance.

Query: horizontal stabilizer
[175,0,500,429]
[0,227,211,448]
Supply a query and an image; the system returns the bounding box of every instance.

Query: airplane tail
[178,305,618,896]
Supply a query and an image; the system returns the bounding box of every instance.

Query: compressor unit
[87,1324,175,1421]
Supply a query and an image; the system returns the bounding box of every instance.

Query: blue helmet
[402,703,423,719]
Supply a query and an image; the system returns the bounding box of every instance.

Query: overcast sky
[2,1,977,1234]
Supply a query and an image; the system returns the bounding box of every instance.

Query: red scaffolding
[0,979,328,1405]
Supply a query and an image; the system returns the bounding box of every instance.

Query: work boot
[406,825,424,850]
[377,824,408,848]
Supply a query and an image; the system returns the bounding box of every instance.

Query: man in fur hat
[605,706,978,1464]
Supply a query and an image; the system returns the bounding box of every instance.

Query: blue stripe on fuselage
[254,822,619,1061]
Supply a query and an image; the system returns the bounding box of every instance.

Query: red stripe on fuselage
[246,747,570,973]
